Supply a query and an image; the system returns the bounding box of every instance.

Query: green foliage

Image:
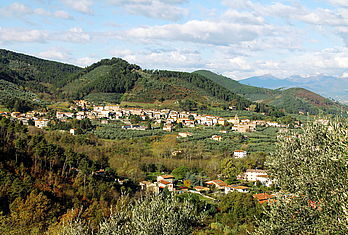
[221,153,267,178]
[217,192,261,228]
[254,119,348,234]
[179,99,198,111]
[63,58,140,99]
[0,49,81,86]
[0,118,133,233]
[172,166,191,180]
[143,70,254,111]
[0,80,43,111]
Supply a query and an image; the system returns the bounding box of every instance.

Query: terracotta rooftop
[159,175,175,179]
[159,180,171,185]
[253,193,275,201]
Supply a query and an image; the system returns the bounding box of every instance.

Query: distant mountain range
[240,74,348,103]
[194,70,348,115]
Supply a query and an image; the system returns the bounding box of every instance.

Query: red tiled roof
[159,180,171,185]
[207,180,227,187]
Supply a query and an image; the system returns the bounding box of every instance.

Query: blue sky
[1,0,348,80]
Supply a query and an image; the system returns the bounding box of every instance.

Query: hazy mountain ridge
[240,74,348,103]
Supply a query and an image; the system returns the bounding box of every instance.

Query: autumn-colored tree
[0,191,52,234]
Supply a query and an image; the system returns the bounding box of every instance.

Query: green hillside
[194,70,348,115]
[0,49,82,111]
[0,49,82,87]
[62,58,140,102]
[61,58,274,112]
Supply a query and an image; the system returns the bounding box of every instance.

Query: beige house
[206,180,228,190]
[177,132,193,138]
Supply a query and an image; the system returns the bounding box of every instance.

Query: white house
[157,175,175,183]
[70,128,77,135]
[233,150,247,158]
[225,185,249,194]
[255,175,273,187]
[238,169,268,181]
[157,175,175,191]
[34,119,49,129]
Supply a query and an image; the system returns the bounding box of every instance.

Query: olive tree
[53,194,206,235]
[99,194,206,235]
[254,120,348,234]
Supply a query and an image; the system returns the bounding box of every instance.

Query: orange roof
[232,186,249,190]
[207,180,227,187]
[253,193,275,201]
[159,175,175,179]
[234,150,246,152]
[159,180,171,185]
[194,186,209,190]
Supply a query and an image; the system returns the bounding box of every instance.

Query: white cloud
[60,0,93,14]
[38,48,70,60]
[111,48,203,70]
[0,2,72,19]
[0,27,48,43]
[75,57,98,67]
[54,10,72,19]
[123,19,273,46]
[59,27,91,43]
[108,0,188,21]
[328,0,348,7]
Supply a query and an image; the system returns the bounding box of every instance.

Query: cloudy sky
[1,0,348,80]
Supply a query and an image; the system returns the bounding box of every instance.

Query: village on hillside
[1,100,295,132]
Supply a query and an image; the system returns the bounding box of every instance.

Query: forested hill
[194,70,348,115]
[0,49,82,87]
[0,49,83,112]
[0,50,274,113]
[61,58,275,113]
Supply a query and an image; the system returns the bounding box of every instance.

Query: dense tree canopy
[255,119,348,234]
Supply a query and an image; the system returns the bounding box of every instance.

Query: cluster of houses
[1,100,289,133]
[140,169,273,196]
[0,111,50,129]
[55,104,288,133]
